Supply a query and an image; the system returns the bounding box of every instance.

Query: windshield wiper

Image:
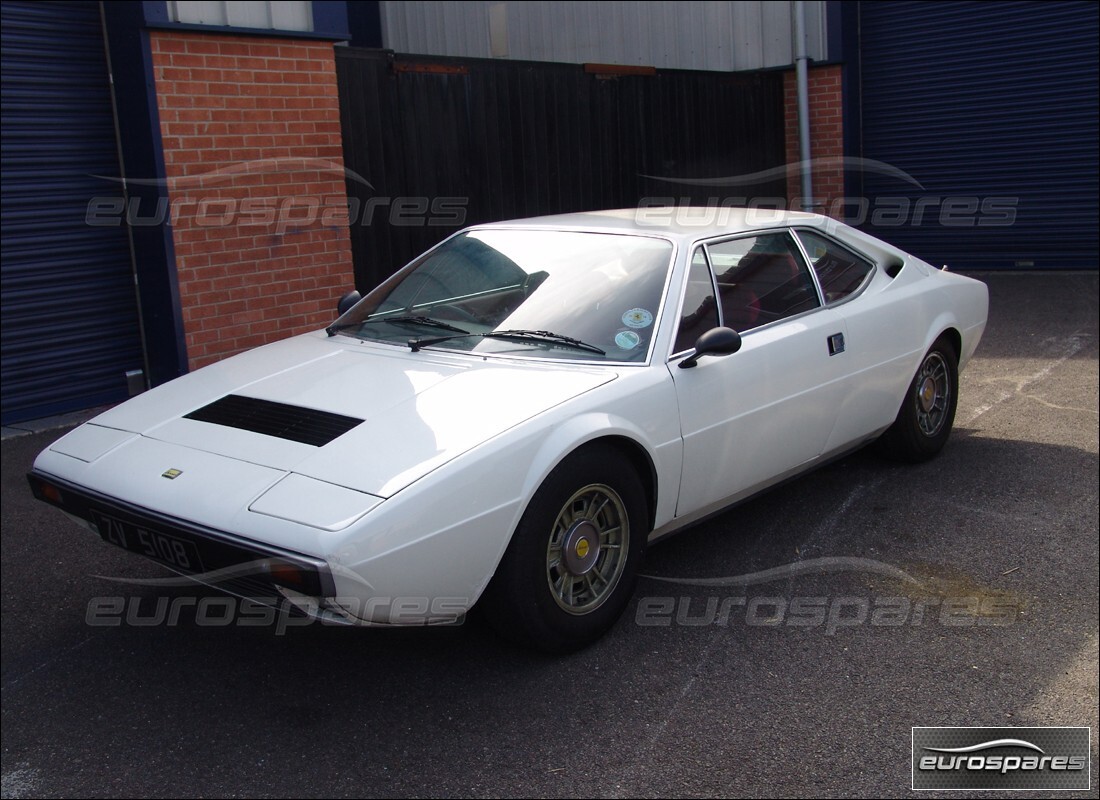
[327,315,469,337]
[408,329,606,356]
[369,315,470,334]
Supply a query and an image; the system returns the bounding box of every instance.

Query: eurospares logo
[912,727,1090,790]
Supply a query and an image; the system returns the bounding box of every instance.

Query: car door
[792,227,908,453]
[670,230,849,517]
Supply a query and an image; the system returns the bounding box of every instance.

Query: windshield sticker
[615,330,641,350]
[622,308,654,329]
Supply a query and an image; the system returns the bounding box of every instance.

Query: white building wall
[380,1,828,71]
[167,1,313,31]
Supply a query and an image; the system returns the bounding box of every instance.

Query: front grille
[143,572,314,620]
[201,575,312,618]
[184,394,363,446]
[205,572,281,601]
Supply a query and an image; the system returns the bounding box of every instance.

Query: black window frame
[791,227,878,307]
[670,245,723,356]
[702,229,823,334]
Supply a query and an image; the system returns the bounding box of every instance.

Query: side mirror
[678,326,742,369]
[337,290,361,316]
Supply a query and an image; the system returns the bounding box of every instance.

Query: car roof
[470,207,829,244]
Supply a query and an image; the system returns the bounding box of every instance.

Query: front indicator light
[267,560,309,592]
[28,474,64,507]
[40,482,63,505]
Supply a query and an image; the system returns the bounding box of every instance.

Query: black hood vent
[184,395,363,446]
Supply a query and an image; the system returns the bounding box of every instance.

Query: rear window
[795,230,875,303]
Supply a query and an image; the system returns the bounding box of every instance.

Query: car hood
[90,333,616,498]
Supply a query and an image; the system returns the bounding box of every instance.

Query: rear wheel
[877,336,959,462]
[481,444,648,653]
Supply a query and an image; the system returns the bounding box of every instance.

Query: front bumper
[28,471,337,600]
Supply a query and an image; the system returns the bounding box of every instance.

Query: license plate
[92,510,204,573]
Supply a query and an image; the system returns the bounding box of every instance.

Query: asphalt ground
[2,271,1097,799]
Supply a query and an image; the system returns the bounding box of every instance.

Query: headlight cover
[249,473,383,531]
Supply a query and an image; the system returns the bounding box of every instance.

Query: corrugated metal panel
[1,0,144,424]
[380,1,827,72]
[858,0,1098,269]
[336,49,787,290]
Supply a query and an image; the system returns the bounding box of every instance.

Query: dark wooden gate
[336,48,786,290]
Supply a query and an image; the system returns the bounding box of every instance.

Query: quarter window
[673,248,720,354]
[796,230,875,303]
[707,232,820,331]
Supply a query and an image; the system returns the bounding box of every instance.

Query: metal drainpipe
[100,0,151,393]
[793,0,814,212]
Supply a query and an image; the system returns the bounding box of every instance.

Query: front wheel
[877,336,959,462]
[481,444,648,653]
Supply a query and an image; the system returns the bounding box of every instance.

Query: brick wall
[150,32,354,370]
[784,64,845,217]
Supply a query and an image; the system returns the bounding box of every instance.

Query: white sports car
[30,208,988,651]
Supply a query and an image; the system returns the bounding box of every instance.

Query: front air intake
[184,395,363,446]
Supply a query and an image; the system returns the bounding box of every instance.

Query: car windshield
[330,229,674,362]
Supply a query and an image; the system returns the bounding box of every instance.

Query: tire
[877,336,959,462]
[480,444,648,653]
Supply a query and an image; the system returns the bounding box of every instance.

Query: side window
[707,232,819,331]
[673,248,719,354]
[796,230,875,303]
